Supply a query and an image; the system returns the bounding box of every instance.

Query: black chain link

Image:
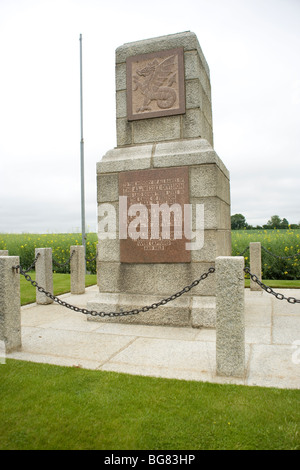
[15,252,40,273]
[244,267,300,304]
[261,245,300,260]
[85,253,97,263]
[16,266,215,317]
[53,250,76,268]
[236,244,300,260]
[237,246,249,256]
[14,254,300,313]
[85,246,99,263]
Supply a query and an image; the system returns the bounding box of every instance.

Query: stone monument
[88,31,231,327]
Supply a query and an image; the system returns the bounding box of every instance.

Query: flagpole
[79,34,86,267]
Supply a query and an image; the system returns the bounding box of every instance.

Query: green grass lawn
[12,267,300,450]
[20,272,97,305]
[5,267,300,451]
[244,279,300,289]
[0,360,299,450]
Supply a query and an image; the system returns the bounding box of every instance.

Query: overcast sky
[1,0,299,233]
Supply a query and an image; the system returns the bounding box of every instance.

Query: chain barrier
[237,246,249,256]
[261,245,300,260]
[16,252,40,273]
[53,250,76,268]
[235,243,300,305]
[15,250,76,273]
[237,244,300,260]
[17,248,98,271]
[85,253,97,263]
[14,265,216,317]
[12,246,300,314]
[86,247,98,263]
[244,267,300,304]
[14,247,97,277]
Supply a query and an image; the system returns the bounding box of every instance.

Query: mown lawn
[0,360,299,450]
[244,279,300,289]
[20,272,97,305]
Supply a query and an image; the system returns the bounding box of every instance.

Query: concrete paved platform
[7,286,300,389]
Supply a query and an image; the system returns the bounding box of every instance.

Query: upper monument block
[115,32,213,148]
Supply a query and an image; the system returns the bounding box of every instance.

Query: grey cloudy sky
[1,0,299,233]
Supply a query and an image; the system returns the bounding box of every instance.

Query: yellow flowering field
[1,229,300,279]
[232,229,300,279]
[0,233,98,274]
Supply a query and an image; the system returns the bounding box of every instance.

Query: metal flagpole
[79,34,86,268]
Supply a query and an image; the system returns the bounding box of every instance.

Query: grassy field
[0,233,98,274]
[1,229,300,278]
[232,229,300,280]
[20,272,97,305]
[0,360,299,450]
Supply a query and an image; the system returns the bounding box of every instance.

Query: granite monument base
[87,292,216,328]
[88,137,229,328]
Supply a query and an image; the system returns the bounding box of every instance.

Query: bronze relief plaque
[119,167,190,263]
[126,48,186,121]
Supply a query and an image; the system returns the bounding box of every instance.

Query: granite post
[70,245,85,295]
[250,242,262,291]
[0,250,9,256]
[0,256,22,353]
[35,248,53,305]
[216,256,245,377]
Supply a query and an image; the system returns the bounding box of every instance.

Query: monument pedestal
[88,292,216,328]
[88,32,231,328]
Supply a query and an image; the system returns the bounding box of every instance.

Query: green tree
[266,215,282,229]
[265,215,289,229]
[231,214,247,230]
[281,218,289,229]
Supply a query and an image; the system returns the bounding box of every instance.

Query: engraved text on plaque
[119,167,190,263]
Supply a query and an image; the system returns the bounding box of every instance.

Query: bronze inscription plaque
[126,48,186,121]
[119,167,190,263]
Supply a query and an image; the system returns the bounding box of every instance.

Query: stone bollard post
[250,242,262,291]
[70,246,85,295]
[216,256,245,378]
[35,248,53,305]
[0,250,9,256]
[0,256,22,353]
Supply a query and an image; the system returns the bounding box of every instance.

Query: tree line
[231,214,300,230]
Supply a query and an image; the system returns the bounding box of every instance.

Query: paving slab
[6,286,300,389]
[101,337,214,382]
[273,315,300,345]
[247,344,300,389]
